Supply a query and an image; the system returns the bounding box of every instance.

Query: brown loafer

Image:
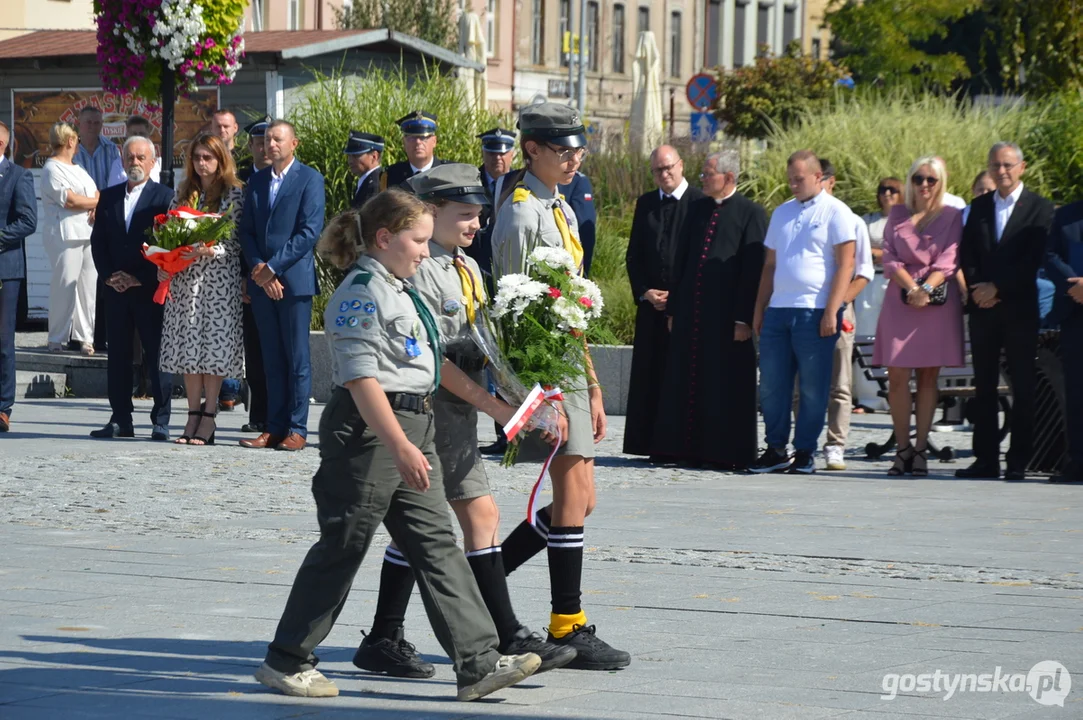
[239,432,285,449]
[0,412,9,432]
[275,433,307,452]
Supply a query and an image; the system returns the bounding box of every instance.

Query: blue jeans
[759,307,841,453]
[0,279,21,417]
[220,377,241,402]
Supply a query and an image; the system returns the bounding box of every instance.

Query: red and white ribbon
[170,206,222,219]
[502,384,564,527]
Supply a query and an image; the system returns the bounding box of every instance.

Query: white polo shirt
[765,190,856,309]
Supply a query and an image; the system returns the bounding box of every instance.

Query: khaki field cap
[405,163,491,206]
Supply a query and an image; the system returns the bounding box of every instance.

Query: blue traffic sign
[686,73,718,110]
[690,112,718,142]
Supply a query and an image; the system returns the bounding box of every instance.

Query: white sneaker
[456,652,542,702]
[824,445,846,471]
[254,662,339,697]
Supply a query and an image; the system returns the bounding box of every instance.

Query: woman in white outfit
[40,122,99,354]
[853,176,902,412]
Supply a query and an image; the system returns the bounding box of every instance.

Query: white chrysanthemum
[551,296,589,332]
[569,276,605,318]
[528,246,577,272]
[491,274,548,320]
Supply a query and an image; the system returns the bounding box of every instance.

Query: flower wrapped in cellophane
[472,246,614,466]
[142,206,234,304]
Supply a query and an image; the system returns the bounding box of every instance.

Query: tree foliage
[713,42,848,140]
[984,0,1083,95]
[332,0,458,50]
[825,0,980,90]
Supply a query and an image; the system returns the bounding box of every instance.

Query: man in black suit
[958,142,1055,480]
[346,131,386,209]
[384,111,448,188]
[622,145,704,458]
[1045,200,1083,483]
[0,121,38,432]
[89,136,174,440]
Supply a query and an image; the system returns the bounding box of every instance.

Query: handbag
[901,276,947,306]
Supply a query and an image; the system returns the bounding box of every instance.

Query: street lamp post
[159,61,176,189]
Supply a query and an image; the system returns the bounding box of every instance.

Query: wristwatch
[921,283,934,295]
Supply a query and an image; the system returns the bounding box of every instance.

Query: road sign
[690,112,718,142]
[686,73,718,110]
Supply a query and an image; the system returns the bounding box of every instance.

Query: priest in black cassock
[623,146,705,458]
[653,150,766,470]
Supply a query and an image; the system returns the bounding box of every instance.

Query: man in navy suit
[558,170,597,277]
[0,121,38,432]
[238,120,325,452]
[89,136,174,440]
[1045,200,1083,483]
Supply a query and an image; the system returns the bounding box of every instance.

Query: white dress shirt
[994,182,1024,242]
[659,178,689,202]
[943,192,967,210]
[410,160,435,175]
[123,180,148,231]
[269,158,296,207]
[356,164,381,192]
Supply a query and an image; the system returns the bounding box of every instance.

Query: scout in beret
[385,110,449,188]
[489,103,631,671]
[256,188,548,701]
[355,165,574,678]
[345,130,388,209]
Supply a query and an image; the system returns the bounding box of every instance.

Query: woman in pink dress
[873,156,964,476]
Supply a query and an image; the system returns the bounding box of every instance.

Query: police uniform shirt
[324,254,438,393]
[491,170,580,278]
[411,242,486,360]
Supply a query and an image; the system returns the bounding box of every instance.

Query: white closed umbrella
[630,30,663,157]
[460,12,488,113]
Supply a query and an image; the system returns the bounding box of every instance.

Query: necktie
[453,255,486,325]
[552,199,585,273]
[405,284,442,393]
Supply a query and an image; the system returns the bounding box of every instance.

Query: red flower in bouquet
[548,287,562,299]
[142,206,234,304]
[578,296,593,309]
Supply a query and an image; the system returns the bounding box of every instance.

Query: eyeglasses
[699,169,720,179]
[911,175,939,187]
[877,185,900,195]
[652,161,680,176]
[989,161,1020,171]
[547,144,588,162]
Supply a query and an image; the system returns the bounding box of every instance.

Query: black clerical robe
[652,191,766,468]
[622,185,705,455]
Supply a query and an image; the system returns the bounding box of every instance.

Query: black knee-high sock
[547,525,584,616]
[465,547,521,645]
[370,546,415,639]
[501,506,551,575]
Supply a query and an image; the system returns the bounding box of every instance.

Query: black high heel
[887,446,915,476]
[176,410,202,444]
[191,410,217,446]
[911,447,929,477]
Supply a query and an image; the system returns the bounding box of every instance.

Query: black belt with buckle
[387,392,433,414]
[448,353,487,373]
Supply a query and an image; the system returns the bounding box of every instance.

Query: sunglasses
[877,185,900,195]
[911,175,939,187]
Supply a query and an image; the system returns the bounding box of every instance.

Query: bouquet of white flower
[472,247,613,466]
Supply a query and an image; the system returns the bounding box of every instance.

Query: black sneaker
[546,624,630,671]
[786,450,816,474]
[500,625,577,673]
[748,447,791,474]
[352,628,435,678]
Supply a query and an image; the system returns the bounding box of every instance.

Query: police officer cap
[344,131,386,155]
[478,127,516,154]
[517,103,587,148]
[244,116,271,138]
[396,110,438,137]
[405,163,490,207]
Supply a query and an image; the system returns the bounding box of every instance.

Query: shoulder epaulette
[350,271,372,287]
[512,186,531,204]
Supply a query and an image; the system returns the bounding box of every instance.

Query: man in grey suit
[0,121,38,432]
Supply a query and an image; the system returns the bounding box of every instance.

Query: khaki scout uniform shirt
[411,241,486,361]
[491,170,580,278]
[323,254,438,394]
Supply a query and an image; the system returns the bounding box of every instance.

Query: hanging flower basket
[94,0,248,102]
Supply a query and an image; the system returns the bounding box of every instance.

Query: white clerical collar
[660,178,689,201]
[714,187,737,204]
[411,160,434,174]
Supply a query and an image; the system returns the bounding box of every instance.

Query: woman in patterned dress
[158,134,245,445]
